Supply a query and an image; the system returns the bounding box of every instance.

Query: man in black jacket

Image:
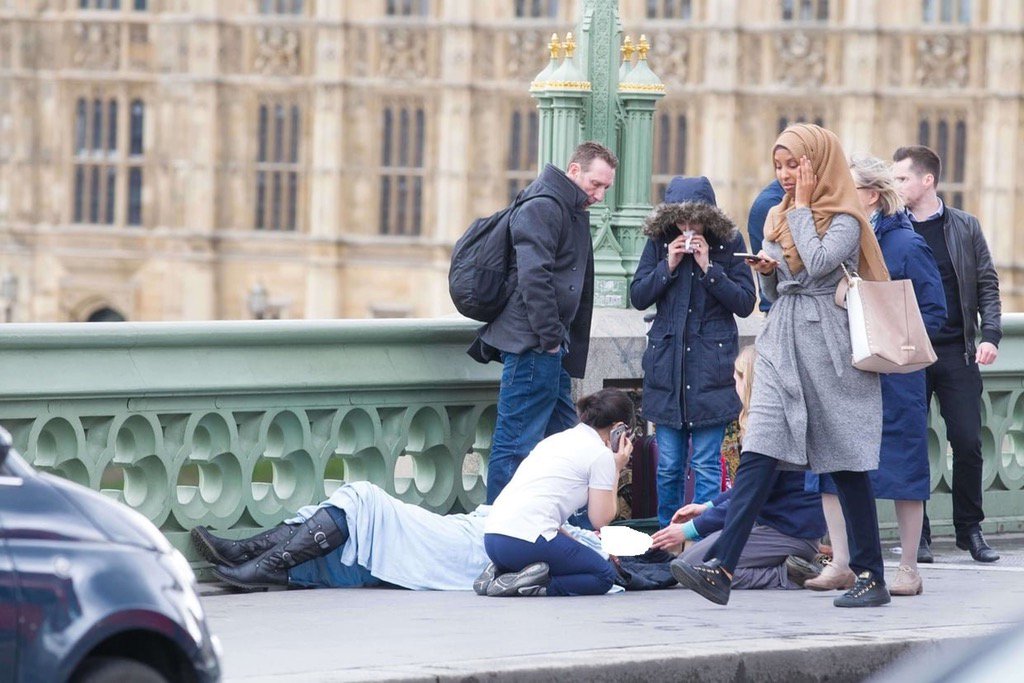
[474,141,617,504]
[893,145,1002,563]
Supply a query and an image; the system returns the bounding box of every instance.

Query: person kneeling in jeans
[479,389,634,597]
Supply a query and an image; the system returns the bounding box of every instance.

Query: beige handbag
[835,264,937,374]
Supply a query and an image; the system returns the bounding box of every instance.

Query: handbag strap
[835,263,861,309]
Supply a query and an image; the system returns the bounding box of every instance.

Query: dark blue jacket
[630,177,756,429]
[694,472,826,541]
[746,180,785,313]
[810,210,947,500]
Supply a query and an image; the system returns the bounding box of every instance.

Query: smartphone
[610,424,629,453]
[734,252,767,261]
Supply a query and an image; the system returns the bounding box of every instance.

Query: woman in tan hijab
[669,124,891,608]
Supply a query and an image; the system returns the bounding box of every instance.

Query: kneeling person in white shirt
[480,388,634,597]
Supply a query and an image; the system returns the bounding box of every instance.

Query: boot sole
[211,567,278,592]
[191,527,239,567]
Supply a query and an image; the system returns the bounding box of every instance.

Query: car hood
[42,472,172,553]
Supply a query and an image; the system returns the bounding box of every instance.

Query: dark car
[0,427,221,683]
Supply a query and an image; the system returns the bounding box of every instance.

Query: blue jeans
[484,532,616,597]
[486,349,577,503]
[655,423,726,527]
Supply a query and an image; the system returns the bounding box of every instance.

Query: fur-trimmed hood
[642,200,738,245]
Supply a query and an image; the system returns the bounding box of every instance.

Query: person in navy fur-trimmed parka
[630,176,756,528]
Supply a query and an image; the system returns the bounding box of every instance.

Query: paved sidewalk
[200,535,1024,682]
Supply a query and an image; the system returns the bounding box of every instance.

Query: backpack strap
[507,191,572,252]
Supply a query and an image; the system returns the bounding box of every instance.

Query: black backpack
[448,191,563,323]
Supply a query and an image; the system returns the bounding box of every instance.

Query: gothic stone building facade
[0,0,1022,321]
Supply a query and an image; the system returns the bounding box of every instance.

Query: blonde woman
[804,154,946,596]
[652,346,827,590]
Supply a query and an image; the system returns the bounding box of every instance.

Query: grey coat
[745,207,882,473]
[474,164,595,378]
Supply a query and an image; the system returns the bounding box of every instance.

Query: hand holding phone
[733,252,766,261]
[610,424,629,453]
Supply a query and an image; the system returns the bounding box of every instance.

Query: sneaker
[486,562,550,597]
[670,557,732,605]
[833,572,891,607]
[785,555,822,588]
[889,565,923,596]
[804,562,857,591]
[473,562,497,596]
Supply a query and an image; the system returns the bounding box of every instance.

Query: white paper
[600,525,653,557]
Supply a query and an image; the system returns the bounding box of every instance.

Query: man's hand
[651,523,685,551]
[670,503,708,525]
[976,341,998,365]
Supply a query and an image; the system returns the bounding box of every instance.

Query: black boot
[191,523,301,567]
[213,508,348,591]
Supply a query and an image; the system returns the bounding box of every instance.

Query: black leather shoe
[956,526,1000,563]
[833,572,891,608]
[917,538,934,564]
[670,558,732,605]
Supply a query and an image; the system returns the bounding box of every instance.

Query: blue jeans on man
[485,348,578,503]
[655,423,726,528]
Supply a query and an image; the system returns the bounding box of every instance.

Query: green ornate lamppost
[529,0,665,308]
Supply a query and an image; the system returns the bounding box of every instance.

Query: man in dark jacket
[893,145,1003,563]
[475,141,617,504]
[630,177,756,527]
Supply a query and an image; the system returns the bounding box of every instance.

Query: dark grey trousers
[681,523,818,590]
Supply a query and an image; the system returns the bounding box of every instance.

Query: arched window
[506,103,540,202]
[73,94,144,226]
[255,100,303,231]
[379,102,427,236]
[86,307,127,322]
[646,0,693,20]
[651,109,688,203]
[918,111,968,209]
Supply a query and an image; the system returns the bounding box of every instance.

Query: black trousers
[706,452,885,582]
[921,343,986,543]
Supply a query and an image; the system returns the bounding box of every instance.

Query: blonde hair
[849,153,905,217]
[734,345,757,440]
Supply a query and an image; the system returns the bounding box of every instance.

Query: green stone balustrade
[893,313,1024,538]
[1,315,1023,568]
[0,319,500,566]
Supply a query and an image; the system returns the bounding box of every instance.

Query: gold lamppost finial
[621,35,635,62]
[563,32,576,59]
[548,32,561,60]
[637,34,651,61]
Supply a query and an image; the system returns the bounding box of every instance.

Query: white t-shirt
[484,423,617,542]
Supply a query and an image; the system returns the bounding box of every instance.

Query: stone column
[178,2,219,320]
[304,0,346,318]
[615,36,665,285]
[979,0,1023,301]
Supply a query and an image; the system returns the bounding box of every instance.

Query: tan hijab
[764,124,889,282]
